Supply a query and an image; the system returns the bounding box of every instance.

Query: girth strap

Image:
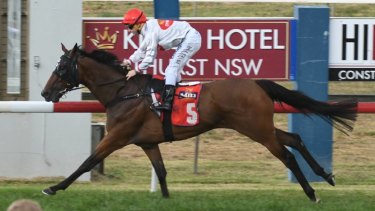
[162,110,175,142]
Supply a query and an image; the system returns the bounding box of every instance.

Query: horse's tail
[255,79,358,133]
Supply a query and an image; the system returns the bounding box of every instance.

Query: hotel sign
[83,18,291,81]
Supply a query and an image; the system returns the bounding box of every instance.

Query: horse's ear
[73,43,78,51]
[70,43,79,57]
[61,43,68,53]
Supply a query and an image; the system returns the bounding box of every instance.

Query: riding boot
[154,85,175,111]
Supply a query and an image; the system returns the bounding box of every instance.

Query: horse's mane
[77,48,154,84]
[79,48,126,73]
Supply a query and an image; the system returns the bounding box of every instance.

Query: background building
[0,0,91,181]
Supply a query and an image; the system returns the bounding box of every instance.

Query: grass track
[1,185,374,211]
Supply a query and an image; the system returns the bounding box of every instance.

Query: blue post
[288,6,331,182]
[154,0,180,20]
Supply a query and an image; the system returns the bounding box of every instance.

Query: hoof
[315,198,321,203]
[327,174,336,186]
[309,195,321,203]
[42,187,56,196]
[162,193,170,198]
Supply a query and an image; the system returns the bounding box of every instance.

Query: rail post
[289,5,331,182]
[91,123,105,175]
[154,0,179,20]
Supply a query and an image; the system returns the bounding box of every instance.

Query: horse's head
[41,43,81,102]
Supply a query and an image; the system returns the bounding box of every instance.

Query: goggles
[125,24,135,30]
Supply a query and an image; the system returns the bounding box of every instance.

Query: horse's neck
[80,62,128,106]
[80,63,148,107]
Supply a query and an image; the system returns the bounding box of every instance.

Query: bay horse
[41,43,357,202]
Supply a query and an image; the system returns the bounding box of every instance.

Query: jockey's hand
[122,59,132,67]
[126,69,137,80]
[121,59,132,72]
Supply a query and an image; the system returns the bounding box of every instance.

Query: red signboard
[83,18,290,80]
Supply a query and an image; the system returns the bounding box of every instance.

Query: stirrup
[154,85,175,111]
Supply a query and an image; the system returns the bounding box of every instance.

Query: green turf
[1,185,374,211]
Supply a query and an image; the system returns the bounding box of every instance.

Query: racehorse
[41,43,357,202]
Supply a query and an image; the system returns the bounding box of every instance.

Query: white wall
[0,0,92,181]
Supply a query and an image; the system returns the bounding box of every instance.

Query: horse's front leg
[42,134,125,195]
[140,144,169,198]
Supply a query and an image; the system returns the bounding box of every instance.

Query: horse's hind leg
[275,129,335,186]
[141,144,169,198]
[261,138,319,202]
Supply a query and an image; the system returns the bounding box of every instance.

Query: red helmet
[122,8,147,25]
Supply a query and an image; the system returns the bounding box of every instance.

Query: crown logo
[86,27,119,49]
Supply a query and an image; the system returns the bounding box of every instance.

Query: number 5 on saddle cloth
[150,80,202,141]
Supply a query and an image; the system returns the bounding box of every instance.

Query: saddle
[147,76,202,141]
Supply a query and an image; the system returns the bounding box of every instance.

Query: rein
[59,86,84,95]
[97,77,125,87]
[55,49,153,108]
[104,76,153,108]
[97,65,132,87]
[58,81,151,109]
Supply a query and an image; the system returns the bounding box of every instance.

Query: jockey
[122,8,202,111]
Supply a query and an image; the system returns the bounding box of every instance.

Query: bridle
[52,50,151,108]
[53,51,129,94]
[53,52,82,95]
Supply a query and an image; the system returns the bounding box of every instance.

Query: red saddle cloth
[171,82,202,126]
